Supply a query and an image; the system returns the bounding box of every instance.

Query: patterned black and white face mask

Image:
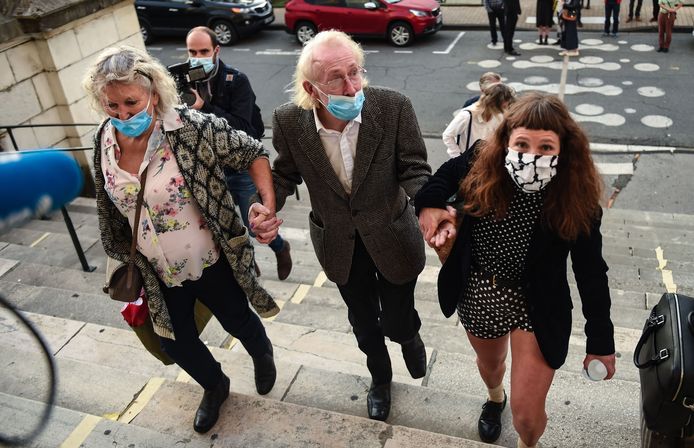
[504,148,558,193]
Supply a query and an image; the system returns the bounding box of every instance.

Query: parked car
[135,0,274,46]
[284,0,442,47]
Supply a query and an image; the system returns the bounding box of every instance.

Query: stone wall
[0,0,144,195]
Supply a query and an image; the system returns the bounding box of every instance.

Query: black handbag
[106,166,149,302]
[634,292,694,435]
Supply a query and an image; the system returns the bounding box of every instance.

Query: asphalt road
[147,29,694,213]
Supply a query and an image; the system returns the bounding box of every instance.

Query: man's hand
[418,206,457,248]
[248,202,282,244]
[190,88,204,110]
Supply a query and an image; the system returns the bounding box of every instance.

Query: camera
[168,62,208,106]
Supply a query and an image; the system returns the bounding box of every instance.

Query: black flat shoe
[253,346,277,395]
[478,392,507,443]
[507,50,521,56]
[401,333,427,379]
[367,382,391,421]
[193,373,230,433]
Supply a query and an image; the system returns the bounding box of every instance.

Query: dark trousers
[628,0,643,18]
[503,12,519,52]
[487,7,506,44]
[160,256,271,390]
[604,3,620,33]
[336,234,421,386]
[652,0,659,19]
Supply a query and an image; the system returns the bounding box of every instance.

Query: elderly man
[255,30,431,421]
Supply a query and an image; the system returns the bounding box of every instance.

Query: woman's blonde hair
[82,45,180,117]
[477,83,516,121]
[291,30,369,110]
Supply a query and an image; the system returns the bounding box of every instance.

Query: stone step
[603,208,694,231]
[132,380,492,448]
[0,261,107,297]
[1,304,640,447]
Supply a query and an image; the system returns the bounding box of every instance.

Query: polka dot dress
[458,186,544,339]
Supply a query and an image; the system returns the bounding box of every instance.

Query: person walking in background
[650,0,660,21]
[484,0,506,47]
[656,0,683,52]
[626,0,643,21]
[83,46,281,434]
[265,31,431,422]
[603,0,621,37]
[503,0,522,55]
[560,0,580,56]
[416,92,616,447]
[536,0,555,44]
[462,71,502,109]
[442,83,516,158]
[185,26,293,281]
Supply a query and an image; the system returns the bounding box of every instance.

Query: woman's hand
[418,206,457,248]
[249,202,283,244]
[583,353,617,380]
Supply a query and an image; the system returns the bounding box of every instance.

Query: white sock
[487,383,505,403]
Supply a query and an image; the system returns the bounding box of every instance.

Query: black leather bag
[634,293,694,434]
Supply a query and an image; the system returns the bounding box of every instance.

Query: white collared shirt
[442,101,504,158]
[312,108,361,194]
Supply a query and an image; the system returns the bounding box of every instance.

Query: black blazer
[414,151,615,369]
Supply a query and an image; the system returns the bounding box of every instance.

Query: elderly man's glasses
[315,67,366,91]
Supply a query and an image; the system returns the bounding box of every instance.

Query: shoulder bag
[105,166,149,302]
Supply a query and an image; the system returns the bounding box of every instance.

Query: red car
[284,0,442,47]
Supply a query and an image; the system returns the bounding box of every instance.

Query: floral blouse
[101,110,220,287]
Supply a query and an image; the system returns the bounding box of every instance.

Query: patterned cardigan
[94,107,279,339]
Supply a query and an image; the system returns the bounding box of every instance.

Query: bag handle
[633,312,670,369]
[127,166,149,289]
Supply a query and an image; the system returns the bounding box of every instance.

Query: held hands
[248,202,283,244]
[583,353,617,380]
[418,206,458,249]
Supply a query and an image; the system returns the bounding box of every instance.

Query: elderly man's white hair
[291,30,369,110]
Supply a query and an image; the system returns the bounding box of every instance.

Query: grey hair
[82,45,180,116]
[291,30,368,110]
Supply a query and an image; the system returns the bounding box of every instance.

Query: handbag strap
[127,165,149,285]
[465,109,473,151]
[633,311,670,369]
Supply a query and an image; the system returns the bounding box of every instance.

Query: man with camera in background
[185,26,292,281]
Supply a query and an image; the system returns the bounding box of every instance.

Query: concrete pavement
[270,1,694,33]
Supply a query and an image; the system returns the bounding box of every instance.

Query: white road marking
[590,143,678,153]
[394,50,413,54]
[578,77,604,87]
[575,104,604,115]
[256,50,301,55]
[637,86,665,97]
[631,44,655,52]
[641,115,673,128]
[478,60,502,68]
[572,112,626,126]
[596,163,634,175]
[513,59,621,71]
[507,81,622,96]
[433,31,465,54]
[147,47,163,51]
[634,63,660,71]
[233,48,251,52]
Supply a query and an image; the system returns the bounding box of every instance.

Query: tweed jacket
[94,107,279,339]
[271,86,431,285]
[414,151,615,369]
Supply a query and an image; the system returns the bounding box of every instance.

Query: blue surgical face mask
[110,93,153,138]
[313,86,365,121]
[189,56,216,75]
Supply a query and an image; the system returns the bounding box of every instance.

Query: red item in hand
[120,290,149,327]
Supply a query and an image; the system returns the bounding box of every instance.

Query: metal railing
[0,123,97,272]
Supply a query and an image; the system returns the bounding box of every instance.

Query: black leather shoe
[193,373,230,433]
[507,50,521,56]
[252,346,276,395]
[401,333,427,379]
[367,382,391,421]
[478,392,507,443]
